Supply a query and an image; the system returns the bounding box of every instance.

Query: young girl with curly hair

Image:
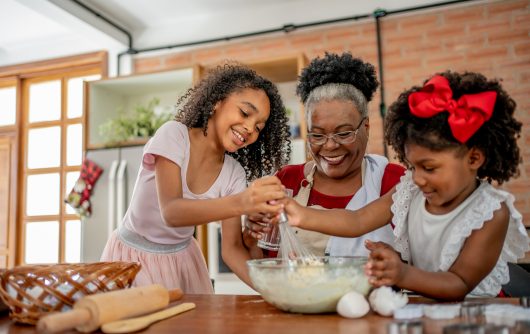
[101,63,291,294]
[283,71,529,300]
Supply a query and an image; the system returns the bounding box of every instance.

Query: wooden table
[0,294,520,334]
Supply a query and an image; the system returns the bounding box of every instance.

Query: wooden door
[0,136,14,268]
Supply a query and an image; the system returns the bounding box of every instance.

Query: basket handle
[37,308,91,334]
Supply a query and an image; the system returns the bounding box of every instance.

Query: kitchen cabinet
[85,68,194,149]
[247,55,308,139]
[86,55,308,150]
[245,54,309,164]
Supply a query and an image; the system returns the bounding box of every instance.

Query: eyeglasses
[307,117,366,146]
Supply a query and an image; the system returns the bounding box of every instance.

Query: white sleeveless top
[391,171,529,296]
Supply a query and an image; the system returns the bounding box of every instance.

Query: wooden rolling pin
[37,284,183,333]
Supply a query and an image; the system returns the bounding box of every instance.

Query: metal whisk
[278,212,317,264]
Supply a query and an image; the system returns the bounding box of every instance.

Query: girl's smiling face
[211,88,270,153]
[405,143,484,214]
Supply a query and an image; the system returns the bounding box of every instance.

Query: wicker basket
[0,262,140,325]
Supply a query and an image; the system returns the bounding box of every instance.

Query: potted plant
[99,98,172,146]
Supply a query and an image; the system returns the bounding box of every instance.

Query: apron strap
[295,162,316,207]
[297,158,366,206]
[290,159,366,256]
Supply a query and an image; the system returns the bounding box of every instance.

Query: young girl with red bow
[282,71,529,300]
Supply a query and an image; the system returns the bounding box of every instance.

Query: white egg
[369,286,408,316]
[336,291,370,318]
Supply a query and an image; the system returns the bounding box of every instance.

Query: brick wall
[134,0,530,226]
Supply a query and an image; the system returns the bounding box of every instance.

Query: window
[0,85,17,126]
[0,51,106,266]
[21,73,101,264]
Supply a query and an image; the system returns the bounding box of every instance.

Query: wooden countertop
[0,294,520,334]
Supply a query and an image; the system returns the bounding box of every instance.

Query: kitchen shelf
[85,68,194,149]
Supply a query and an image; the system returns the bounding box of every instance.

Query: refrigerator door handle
[116,159,128,227]
[108,160,120,238]
[207,222,220,279]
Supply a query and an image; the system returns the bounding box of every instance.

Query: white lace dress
[391,171,529,296]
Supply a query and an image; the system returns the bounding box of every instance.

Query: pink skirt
[101,230,214,294]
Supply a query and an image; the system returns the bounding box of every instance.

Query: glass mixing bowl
[247,256,370,314]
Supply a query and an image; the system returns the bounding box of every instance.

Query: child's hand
[364,240,406,287]
[282,197,305,227]
[241,176,285,216]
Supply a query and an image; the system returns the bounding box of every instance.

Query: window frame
[0,51,107,266]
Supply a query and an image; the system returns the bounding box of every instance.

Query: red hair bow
[408,75,497,143]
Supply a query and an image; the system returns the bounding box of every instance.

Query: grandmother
[246,52,405,257]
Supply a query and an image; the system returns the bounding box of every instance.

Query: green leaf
[98,97,172,145]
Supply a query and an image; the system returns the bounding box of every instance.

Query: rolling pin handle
[168,288,183,302]
[37,308,91,334]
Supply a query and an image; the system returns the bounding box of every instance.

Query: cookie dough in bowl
[247,257,370,314]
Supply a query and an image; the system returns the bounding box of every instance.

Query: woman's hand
[243,213,272,240]
[240,176,285,216]
[241,229,264,260]
[364,240,407,287]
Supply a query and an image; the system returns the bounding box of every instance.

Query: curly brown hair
[175,62,291,181]
[384,71,522,184]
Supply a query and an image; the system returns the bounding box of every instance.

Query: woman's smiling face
[308,99,369,179]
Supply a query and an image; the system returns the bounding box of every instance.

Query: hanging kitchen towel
[65,158,103,218]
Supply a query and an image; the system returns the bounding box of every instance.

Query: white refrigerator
[80,145,144,262]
